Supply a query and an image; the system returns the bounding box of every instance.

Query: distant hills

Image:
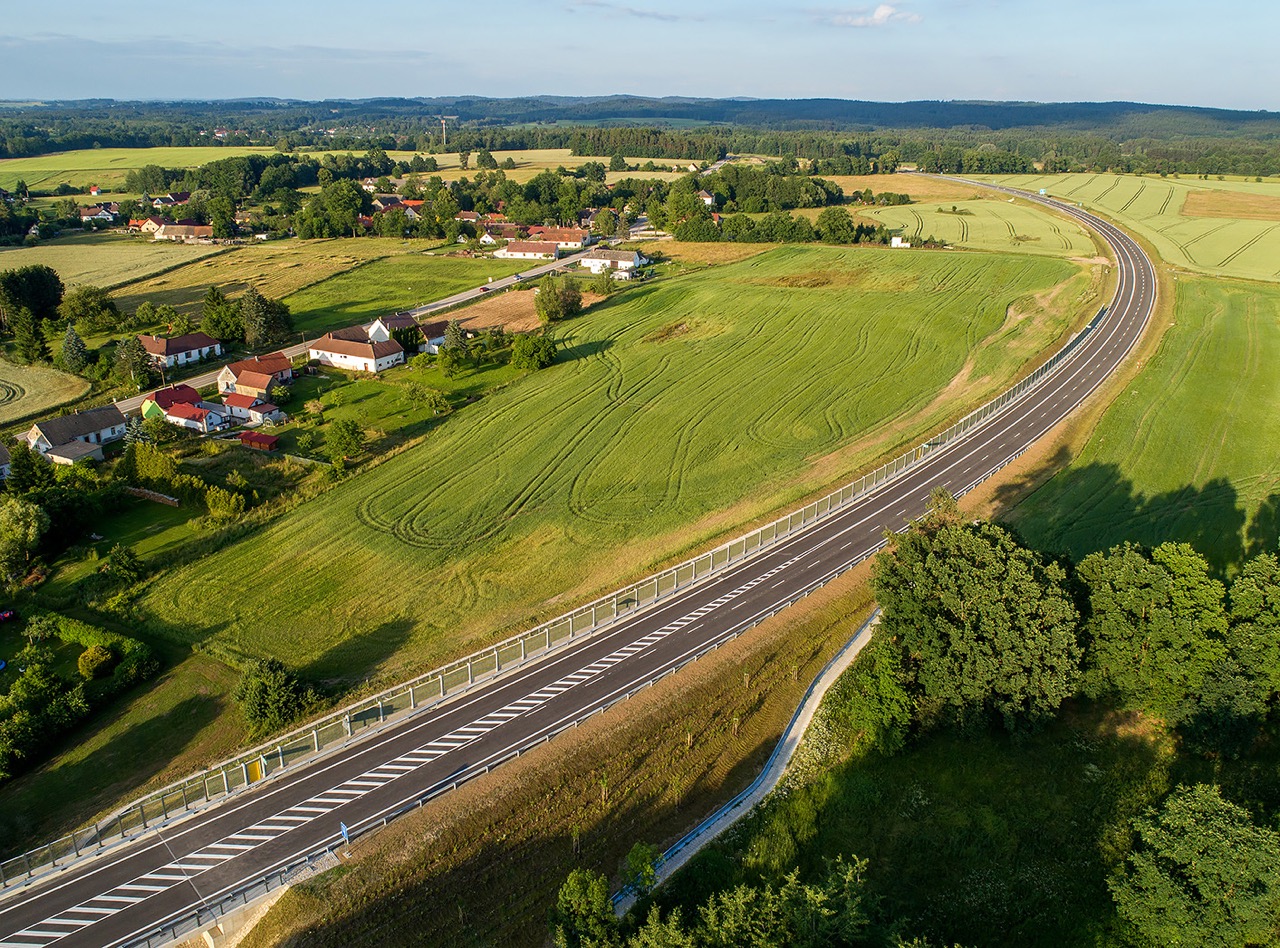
[3,96,1278,137]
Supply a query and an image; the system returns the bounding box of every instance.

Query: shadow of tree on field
[302,616,415,689]
[0,693,228,858]
[996,460,1263,576]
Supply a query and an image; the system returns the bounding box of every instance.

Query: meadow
[978,172,1280,282]
[281,253,525,335]
[855,197,1100,259]
[0,232,226,289]
[1010,272,1280,572]
[138,246,1090,684]
[0,357,90,427]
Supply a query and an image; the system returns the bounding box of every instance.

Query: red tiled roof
[501,240,559,255]
[221,392,261,410]
[237,431,279,450]
[166,403,210,422]
[227,353,292,379]
[148,384,202,410]
[138,332,219,357]
[235,371,276,391]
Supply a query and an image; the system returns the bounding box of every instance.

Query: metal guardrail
[0,298,1107,894]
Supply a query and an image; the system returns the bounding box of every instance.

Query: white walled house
[494,240,559,260]
[163,402,229,434]
[890,236,912,249]
[138,332,223,368]
[579,248,648,276]
[25,405,126,456]
[310,327,405,373]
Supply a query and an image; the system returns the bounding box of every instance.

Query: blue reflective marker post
[339,822,349,846]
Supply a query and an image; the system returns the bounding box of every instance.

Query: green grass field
[0,232,226,289]
[856,198,1100,259]
[137,246,1087,683]
[282,254,526,335]
[978,173,1280,282]
[1011,273,1280,572]
[0,357,90,427]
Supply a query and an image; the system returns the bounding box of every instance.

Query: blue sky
[1,0,1276,109]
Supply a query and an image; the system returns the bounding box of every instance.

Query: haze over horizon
[2,0,1275,112]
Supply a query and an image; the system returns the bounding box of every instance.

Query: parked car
[0,609,17,623]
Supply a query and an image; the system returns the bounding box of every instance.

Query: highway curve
[0,182,1156,948]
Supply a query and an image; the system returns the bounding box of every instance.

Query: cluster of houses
[15,351,298,468]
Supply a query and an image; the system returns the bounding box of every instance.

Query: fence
[0,300,1109,894]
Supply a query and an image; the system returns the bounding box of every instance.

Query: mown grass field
[1010,273,1280,573]
[0,357,90,427]
[857,198,1100,259]
[138,246,1089,683]
[0,232,226,289]
[281,253,526,334]
[109,237,442,314]
[979,172,1280,281]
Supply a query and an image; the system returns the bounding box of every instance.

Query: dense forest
[2,97,1280,175]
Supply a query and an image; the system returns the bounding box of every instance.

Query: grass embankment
[0,358,89,427]
[138,246,1092,683]
[979,172,1280,282]
[1009,273,1280,572]
[241,577,877,948]
[0,232,224,288]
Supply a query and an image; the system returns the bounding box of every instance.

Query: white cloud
[829,4,922,28]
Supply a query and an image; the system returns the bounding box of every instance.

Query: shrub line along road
[112,248,596,415]
[0,182,1155,947]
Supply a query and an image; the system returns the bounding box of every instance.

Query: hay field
[111,238,443,313]
[0,233,225,288]
[857,198,1099,259]
[0,358,90,426]
[139,246,1086,683]
[1012,273,1280,571]
[978,173,1280,281]
[826,173,981,202]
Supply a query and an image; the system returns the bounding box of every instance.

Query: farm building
[25,405,126,456]
[138,332,222,368]
[494,240,560,261]
[140,384,202,419]
[237,431,279,451]
[78,206,115,222]
[309,326,405,374]
[527,227,591,251]
[153,223,213,242]
[218,353,295,395]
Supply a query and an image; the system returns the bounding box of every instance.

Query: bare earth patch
[448,289,606,334]
[1182,189,1280,221]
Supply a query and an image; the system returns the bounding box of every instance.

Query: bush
[234,658,316,737]
[78,644,116,680]
[511,334,557,370]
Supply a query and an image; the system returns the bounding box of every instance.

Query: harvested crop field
[0,358,90,427]
[1181,188,1280,221]
[139,245,1090,685]
[0,233,225,289]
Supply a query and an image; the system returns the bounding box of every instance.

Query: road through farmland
[0,180,1156,948]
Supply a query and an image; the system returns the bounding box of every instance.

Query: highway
[0,183,1156,947]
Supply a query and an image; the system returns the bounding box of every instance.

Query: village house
[454,210,482,224]
[217,352,295,396]
[164,402,229,434]
[494,240,560,261]
[129,216,167,233]
[138,332,222,368]
[367,313,422,345]
[220,392,284,425]
[527,227,591,251]
[140,384,202,420]
[79,206,115,223]
[372,195,402,212]
[418,320,449,355]
[153,223,214,242]
[309,325,405,373]
[24,405,127,463]
[578,248,648,279]
[698,189,716,207]
[152,192,191,209]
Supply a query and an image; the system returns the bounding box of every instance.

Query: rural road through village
[0,180,1157,947]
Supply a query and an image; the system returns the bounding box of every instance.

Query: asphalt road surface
[0,183,1156,947]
